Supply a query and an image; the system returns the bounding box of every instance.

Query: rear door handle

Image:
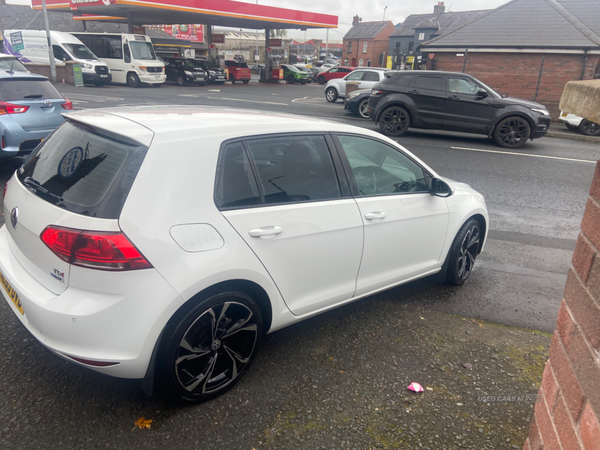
[364,211,386,220]
[248,226,283,238]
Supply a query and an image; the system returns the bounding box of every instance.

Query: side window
[393,74,414,87]
[345,71,364,81]
[411,76,443,91]
[215,142,261,209]
[363,71,380,82]
[448,77,480,95]
[337,135,429,196]
[52,46,70,61]
[329,68,338,73]
[107,37,123,59]
[245,135,340,204]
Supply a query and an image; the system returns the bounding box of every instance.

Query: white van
[2,30,112,86]
[71,33,166,87]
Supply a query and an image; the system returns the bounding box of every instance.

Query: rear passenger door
[217,134,364,316]
[406,74,446,127]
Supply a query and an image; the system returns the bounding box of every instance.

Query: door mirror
[430,178,453,197]
[475,89,488,99]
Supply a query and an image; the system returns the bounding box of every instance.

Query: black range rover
[368,70,551,148]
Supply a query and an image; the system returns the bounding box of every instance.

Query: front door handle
[447,95,459,100]
[364,211,386,220]
[407,89,418,94]
[248,226,283,238]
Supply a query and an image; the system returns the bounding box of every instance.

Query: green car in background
[280,64,309,84]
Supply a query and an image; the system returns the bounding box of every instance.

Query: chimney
[352,15,363,26]
[433,2,445,16]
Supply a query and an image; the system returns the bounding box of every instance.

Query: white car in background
[559,111,600,136]
[0,106,487,402]
[325,68,388,102]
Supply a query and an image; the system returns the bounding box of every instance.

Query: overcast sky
[6,0,509,40]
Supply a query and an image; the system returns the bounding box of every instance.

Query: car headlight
[81,63,93,69]
[346,91,362,100]
[184,71,193,76]
[531,108,550,115]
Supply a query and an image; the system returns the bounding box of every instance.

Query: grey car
[0,70,71,158]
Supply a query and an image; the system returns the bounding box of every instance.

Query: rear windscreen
[18,121,148,219]
[0,79,63,101]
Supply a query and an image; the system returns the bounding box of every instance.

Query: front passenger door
[444,76,494,133]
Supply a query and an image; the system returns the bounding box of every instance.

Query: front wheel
[126,72,140,88]
[176,75,186,86]
[317,75,326,85]
[579,119,600,136]
[325,87,338,103]
[357,98,370,119]
[445,219,481,285]
[379,105,410,136]
[157,292,263,402]
[493,116,531,148]
[286,75,295,84]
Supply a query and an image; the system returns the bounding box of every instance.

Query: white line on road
[450,146,597,164]
[206,96,288,106]
[291,96,310,103]
[178,94,202,97]
[208,89,221,92]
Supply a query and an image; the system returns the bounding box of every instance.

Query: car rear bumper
[0,118,57,157]
[0,226,183,379]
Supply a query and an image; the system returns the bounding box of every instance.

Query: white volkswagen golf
[0,107,488,402]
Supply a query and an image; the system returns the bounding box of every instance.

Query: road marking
[178,94,202,97]
[291,96,310,103]
[450,146,597,164]
[208,89,221,92]
[206,96,288,106]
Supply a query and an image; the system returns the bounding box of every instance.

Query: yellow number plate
[0,270,24,315]
[561,112,568,117]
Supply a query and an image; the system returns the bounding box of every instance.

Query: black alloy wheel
[579,119,600,136]
[494,116,531,148]
[445,219,481,285]
[379,106,410,136]
[126,72,140,88]
[357,99,370,119]
[158,292,263,402]
[176,75,186,86]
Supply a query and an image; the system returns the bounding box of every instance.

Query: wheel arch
[375,98,414,125]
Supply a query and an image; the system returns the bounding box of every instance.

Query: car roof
[0,70,48,81]
[64,106,388,146]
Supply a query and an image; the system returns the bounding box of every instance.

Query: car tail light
[61,99,73,110]
[40,226,152,271]
[1,135,5,150]
[0,101,30,115]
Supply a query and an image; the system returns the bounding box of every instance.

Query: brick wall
[23,62,77,85]
[524,161,600,450]
[431,52,600,120]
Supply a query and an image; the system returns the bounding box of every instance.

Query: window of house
[359,59,364,67]
[418,33,425,41]
[363,42,368,53]
[348,42,352,53]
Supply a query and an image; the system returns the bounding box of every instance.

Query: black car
[344,89,371,119]
[164,58,207,86]
[368,70,551,148]
[195,60,228,84]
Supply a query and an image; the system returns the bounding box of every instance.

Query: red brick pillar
[525,161,600,450]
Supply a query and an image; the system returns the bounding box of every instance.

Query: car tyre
[493,116,531,148]
[301,80,306,85]
[317,75,326,85]
[357,99,370,119]
[176,75,186,86]
[286,75,295,84]
[379,105,410,136]
[126,72,140,88]
[325,87,338,103]
[157,291,263,403]
[579,119,600,136]
[242,80,250,84]
[445,219,481,285]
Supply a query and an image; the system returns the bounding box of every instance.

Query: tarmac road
[0,80,597,450]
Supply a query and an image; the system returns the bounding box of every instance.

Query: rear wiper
[22,177,64,203]
[24,94,44,99]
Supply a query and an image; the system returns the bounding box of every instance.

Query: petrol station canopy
[31,0,338,31]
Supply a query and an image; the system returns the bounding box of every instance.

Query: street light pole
[41,0,57,83]
[383,6,388,21]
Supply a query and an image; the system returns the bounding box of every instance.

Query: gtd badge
[10,207,18,229]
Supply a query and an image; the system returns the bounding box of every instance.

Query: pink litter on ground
[407,382,424,393]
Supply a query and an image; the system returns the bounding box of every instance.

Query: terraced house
[342,17,396,68]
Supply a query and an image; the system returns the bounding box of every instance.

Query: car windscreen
[18,121,148,219]
[130,42,156,60]
[63,44,98,60]
[0,79,62,101]
[0,58,28,72]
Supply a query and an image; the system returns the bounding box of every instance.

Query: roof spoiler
[62,111,154,147]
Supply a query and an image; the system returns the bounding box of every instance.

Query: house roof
[421,0,600,49]
[343,21,392,39]
[391,9,491,37]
